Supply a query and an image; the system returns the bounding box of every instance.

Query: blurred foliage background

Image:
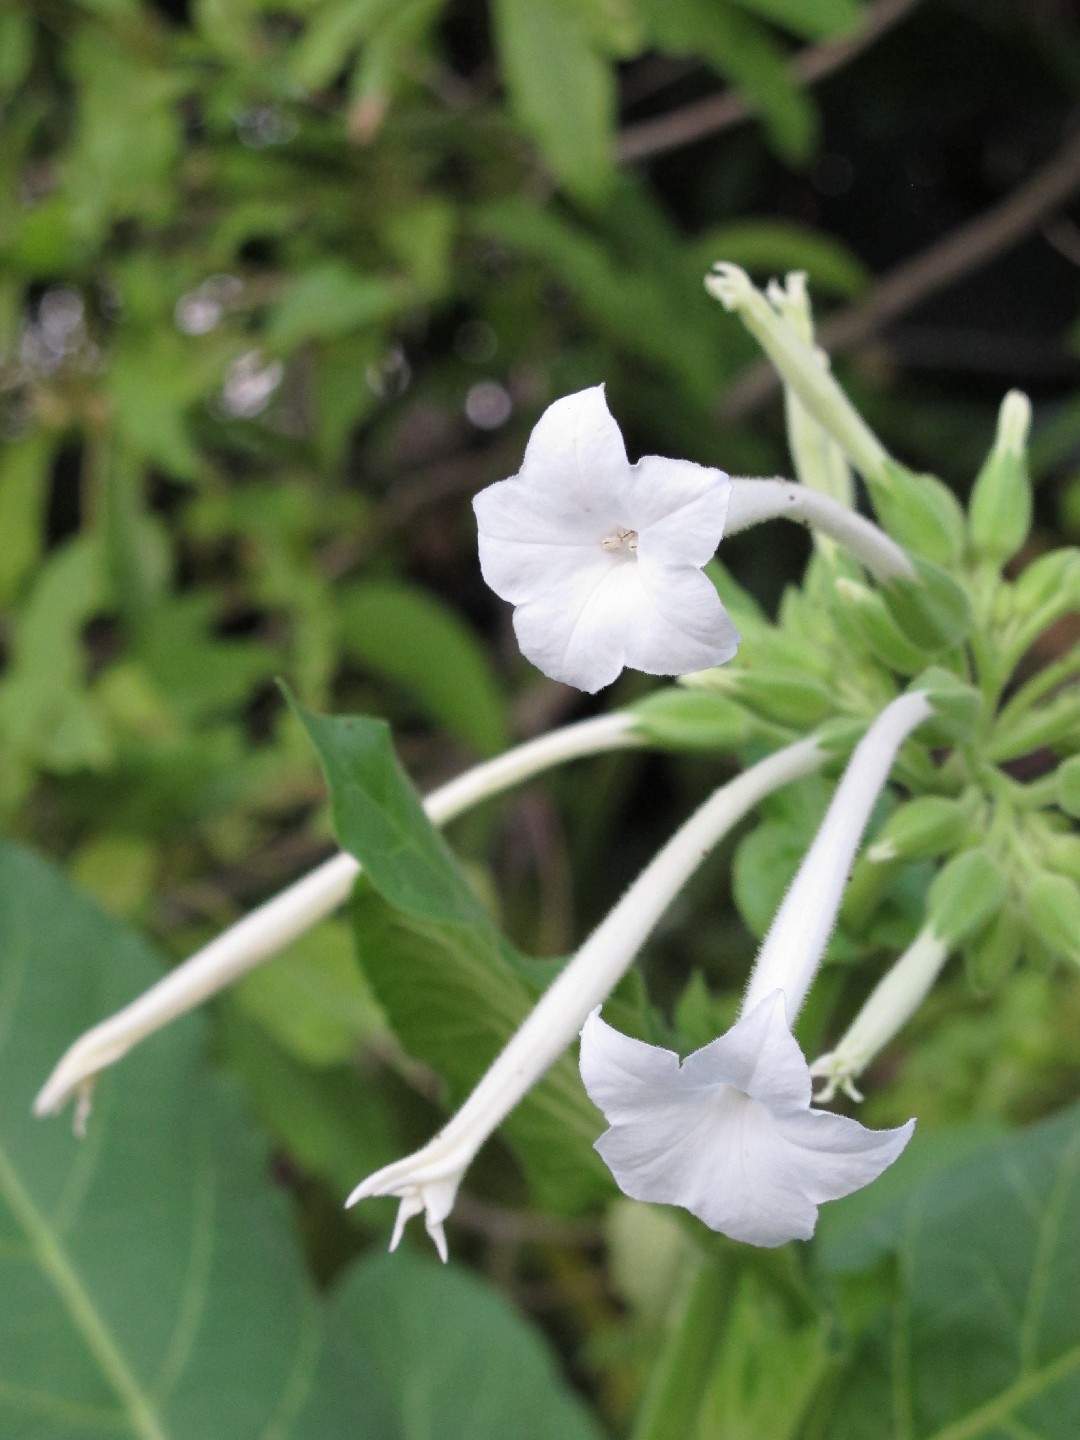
[4,0,1080,1434]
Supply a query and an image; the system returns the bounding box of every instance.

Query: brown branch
[721,125,1080,419]
[616,0,923,165]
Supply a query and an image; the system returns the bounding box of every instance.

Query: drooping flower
[579,691,932,1244]
[472,385,739,692]
[345,736,828,1258]
[580,996,913,1246]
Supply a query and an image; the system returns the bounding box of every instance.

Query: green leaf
[0,840,398,1439]
[293,704,492,928]
[340,581,511,756]
[351,887,609,1213]
[268,265,401,351]
[636,0,816,161]
[732,0,861,42]
[0,534,112,773]
[818,1104,1080,1439]
[329,1248,605,1440]
[693,1270,830,1440]
[219,1007,400,1204]
[492,0,615,202]
[0,431,52,606]
[293,705,609,1212]
[233,920,387,1066]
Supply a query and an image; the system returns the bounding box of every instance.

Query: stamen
[602,528,639,553]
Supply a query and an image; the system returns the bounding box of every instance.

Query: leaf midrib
[0,1137,169,1440]
[923,1339,1080,1440]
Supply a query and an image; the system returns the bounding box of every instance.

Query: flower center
[602,527,639,555]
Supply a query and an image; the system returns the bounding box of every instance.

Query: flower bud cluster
[701,265,1080,1006]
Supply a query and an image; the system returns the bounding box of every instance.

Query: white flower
[345,735,828,1259]
[473,385,738,692]
[578,691,933,1244]
[580,994,913,1246]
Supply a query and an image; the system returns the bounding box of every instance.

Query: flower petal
[594,1084,821,1246]
[678,991,811,1110]
[511,557,652,692]
[579,1008,684,1119]
[518,385,630,516]
[475,501,609,608]
[581,1003,914,1247]
[772,1109,914,1204]
[626,559,740,677]
[628,456,731,568]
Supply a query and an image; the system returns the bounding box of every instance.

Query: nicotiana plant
[37,266,1080,1264]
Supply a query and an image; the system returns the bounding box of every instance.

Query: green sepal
[963,906,1023,994]
[909,667,983,744]
[968,390,1032,563]
[834,577,929,674]
[1024,872,1080,966]
[1056,756,1080,817]
[1011,548,1080,628]
[1043,832,1080,884]
[868,461,966,563]
[707,667,834,727]
[629,688,752,751]
[868,793,974,863]
[882,558,972,652]
[989,689,1080,762]
[926,847,1006,947]
[815,716,872,761]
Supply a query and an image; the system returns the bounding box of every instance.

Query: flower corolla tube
[472,385,739,692]
[580,997,911,1246]
[579,690,929,1245]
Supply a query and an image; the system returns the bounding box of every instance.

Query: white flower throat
[601,527,639,554]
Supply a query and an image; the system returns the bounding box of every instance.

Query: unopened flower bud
[1055,755,1080,817]
[926,847,1006,947]
[989,689,1080,762]
[704,667,834,727]
[968,390,1032,563]
[870,461,966,564]
[1043,832,1080,884]
[963,907,1022,994]
[868,794,973,864]
[835,577,929,674]
[630,689,752,751]
[1024,872,1080,966]
[1012,549,1080,624]
[882,559,972,652]
[908,668,983,744]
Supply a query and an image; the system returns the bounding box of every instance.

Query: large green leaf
[0,840,398,1439]
[329,1248,605,1440]
[294,705,610,1213]
[817,1106,1080,1438]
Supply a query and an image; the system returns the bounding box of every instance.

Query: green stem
[997,644,1080,727]
[630,1255,730,1440]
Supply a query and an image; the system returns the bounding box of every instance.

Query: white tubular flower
[34,712,642,1122]
[581,996,911,1247]
[810,927,950,1103]
[347,735,826,1259]
[580,691,932,1246]
[472,385,739,692]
